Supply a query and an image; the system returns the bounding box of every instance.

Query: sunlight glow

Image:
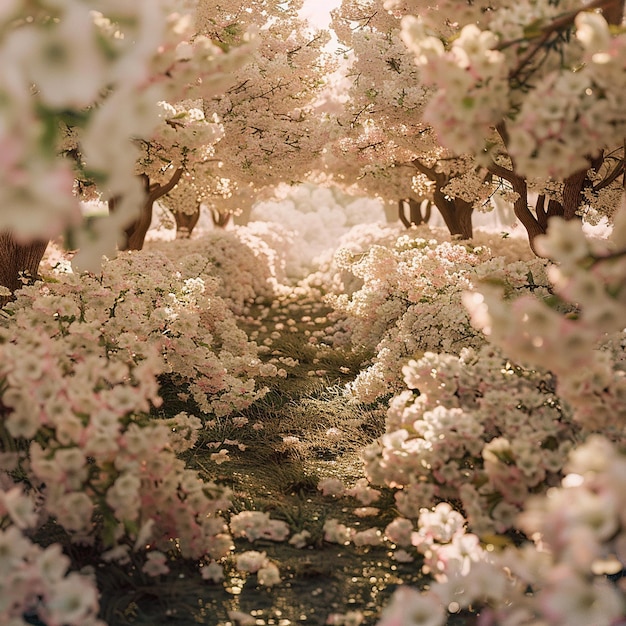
[300,0,342,28]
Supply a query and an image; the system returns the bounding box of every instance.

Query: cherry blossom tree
[159,160,244,238]
[399,0,626,249]
[328,0,625,246]
[195,0,337,222]
[84,99,220,250]
[150,1,338,237]
[328,0,495,239]
[159,165,223,238]
[0,0,249,299]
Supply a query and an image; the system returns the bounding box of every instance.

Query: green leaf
[523,19,546,39]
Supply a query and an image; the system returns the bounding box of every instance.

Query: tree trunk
[511,176,546,254]
[112,168,184,251]
[561,168,589,220]
[534,195,564,231]
[491,123,602,254]
[398,198,432,228]
[411,158,474,239]
[123,194,154,251]
[417,199,432,225]
[432,190,474,239]
[0,232,48,306]
[211,208,231,229]
[398,198,411,229]
[175,204,201,239]
[455,198,474,239]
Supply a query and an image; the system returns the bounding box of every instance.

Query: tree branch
[593,157,625,192]
[410,157,438,181]
[148,167,184,204]
[500,0,624,80]
[486,159,515,185]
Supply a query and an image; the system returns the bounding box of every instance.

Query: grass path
[41,289,431,626]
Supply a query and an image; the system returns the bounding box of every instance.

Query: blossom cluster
[465,209,626,433]
[0,486,105,626]
[363,346,582,535]
[135,100,223,186]
[27,248,275,416]
[507,11,626,180]
[400,16,509,157]
[235,550,281,587]
[0,0,249,268]
[369,205,626,626]
[400,3,626,180]
[380,437,626,626]
[229,511,290,543]
[326,225,547,402]
[148,224,289,314]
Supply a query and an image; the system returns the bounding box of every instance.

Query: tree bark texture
[488,158,547,253]
[411,159,474,239]
[0,232,48,305]
[112,168,184,251]
[175,204,201,238]
[431,189,474,239]
[398,197,432,228]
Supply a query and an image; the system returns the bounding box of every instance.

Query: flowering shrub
[465,207,626,433]
[0,485,106,625]
[14,248,275,417]
[382,437,626,626]
[327,227,548,402]
[0,316,234,563]
[363,346,582,535]
[249,184,387,279]
[240,220,294,284]
[0,247,285,576]
[311,222,406,297]
[148,225,289,313]
[371,202,626,626]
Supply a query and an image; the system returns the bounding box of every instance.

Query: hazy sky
[299,0,342,28]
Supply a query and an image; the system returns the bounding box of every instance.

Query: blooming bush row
[325,225,549,402]
[39,247,277,416]
[313,211,625,624]
[147,223,291,314]
[363,345,581,536]
[368,206,626,623]
[0,246,286,617]
[378,435,626,626]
